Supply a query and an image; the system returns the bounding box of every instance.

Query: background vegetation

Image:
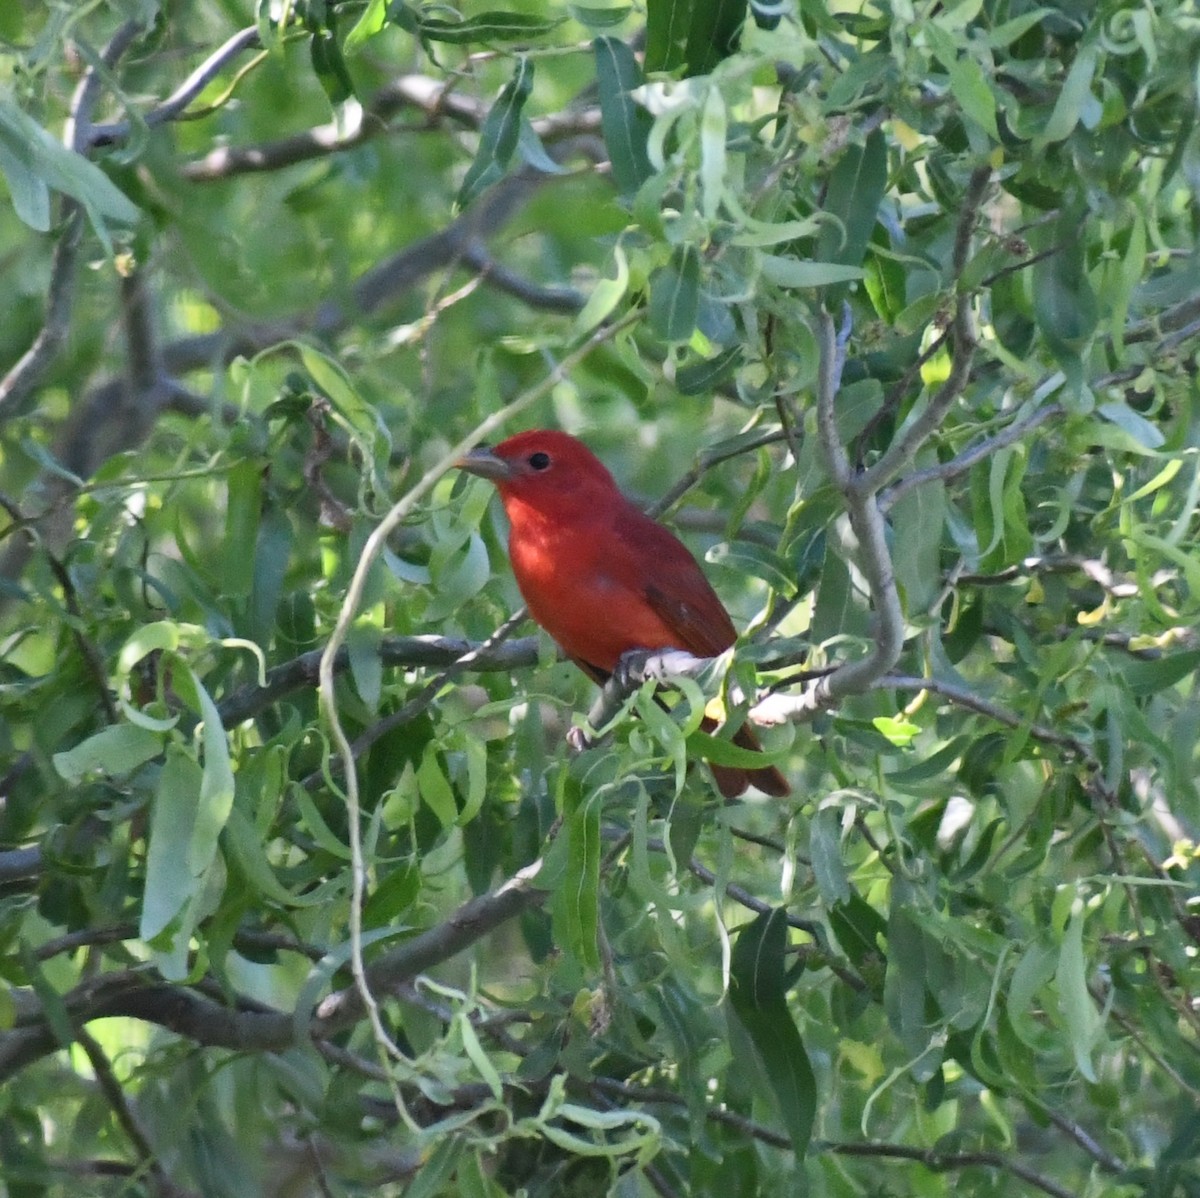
[1,0,1199,1195]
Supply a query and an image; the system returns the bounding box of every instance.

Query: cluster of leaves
[1,0,1200,1196]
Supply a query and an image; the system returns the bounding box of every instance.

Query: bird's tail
[704,717,791,799]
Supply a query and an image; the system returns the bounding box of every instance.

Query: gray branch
[0,862,547,1083]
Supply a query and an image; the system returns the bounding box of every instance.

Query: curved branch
[85,26,263,148]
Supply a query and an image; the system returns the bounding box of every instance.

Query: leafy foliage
[1,0,1199,1196]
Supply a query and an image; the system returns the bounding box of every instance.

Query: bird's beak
[455,445,513,481]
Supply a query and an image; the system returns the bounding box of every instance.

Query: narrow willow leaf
[594,37,653,194]
[0,95,140,236]
[1097,401,1165,450]
[675,345,743,394]
[458,56,534,208]
[760,255,865,287]
[891,458,947,614]
[816,129,888,271]
[730,909,817,1157]
[223,459,262,599]
[575,244,629,333]
[569,4,633,28]
[645,0,693,73]
[810,808,850,905]
[648,244,701,342]
[168,660,236,879]
[699,86,727,221]
[142,745,203,942]
[1038,42,1099,145]
[559,775,601,970]
[683,0,749,75]
[418,11,565,43]
[344,0,388,52]
[1055,900,1102,1081]
[924,24,999,140]
[417,744,457,827]
[0,138,50,230]
[53,724,163,784]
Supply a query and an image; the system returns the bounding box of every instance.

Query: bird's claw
[566,725,594,753]
[613,648,653,693]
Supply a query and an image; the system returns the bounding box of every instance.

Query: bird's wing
[607,504,738,659]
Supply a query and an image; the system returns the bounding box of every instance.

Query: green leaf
[141,745,204,943]
[298,344,384,453]
[683,0,748,76]
[1032,207,1098,360]
[645,0,693,73]
[890,461,947,615]
[310,26,354,106]
[729,909,817,1158]
[685,729,787,770]
[575,243,630,333]
[417,11,565,44]
[594,37,653,194]
[402,1137,465,1198]
[1037,42,1099,146]
[1116,648,1200,697]
[759,255,865,288]
[924,24,999,140]
[810,808,850,905]
[985,9,1053,47]
[458,56,534,209]
[223,459,262,600]
[555,775,601,971]
[167,659,236,880]
[569,4,633,29]
[648,243,701,342]
[347,621,383,711]
[645,0,747,75]
[344,0,389,52]
[0,94,140,242]
[675,345,743,394]
[706,539,797,596]
[884,896,938,1068]
[1097,401,1165,450]
[53,724,163,784]
[872,714,920,747]
[417,743,458,827]
[223,808,327,908]
[1006,940,1057,1047]
[0,136,50,230]
[1055,898,1102,1082]
[815,129,888,274]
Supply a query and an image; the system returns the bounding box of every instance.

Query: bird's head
[456,430,619,511]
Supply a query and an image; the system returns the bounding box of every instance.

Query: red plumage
[458,430,789,798]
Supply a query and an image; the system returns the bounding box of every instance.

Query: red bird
[457,429,789,798]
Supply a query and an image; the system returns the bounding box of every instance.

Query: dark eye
[528,452,551,471]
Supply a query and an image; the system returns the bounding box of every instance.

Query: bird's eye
[528,452,551,471]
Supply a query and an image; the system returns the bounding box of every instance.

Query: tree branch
[0,861,548,1083]
[856,165,987,495]
[0,19,144,419]
[217,632,539,727]
[85,26,264,149]
[180,71,601,183]
[880,401,1063,512]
